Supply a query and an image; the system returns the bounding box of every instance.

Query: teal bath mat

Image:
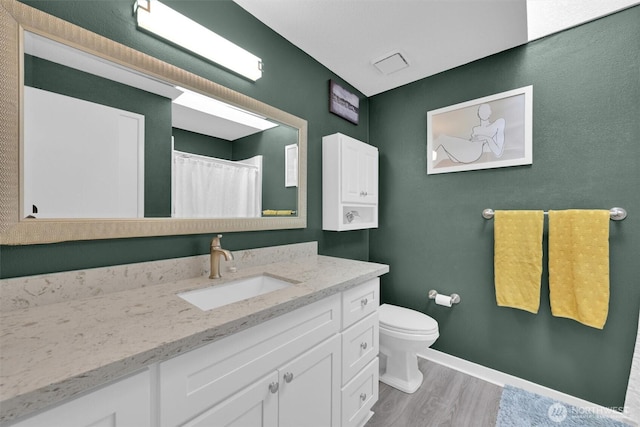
[496,385,631,426]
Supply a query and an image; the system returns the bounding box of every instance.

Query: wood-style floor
[367,358,503,427]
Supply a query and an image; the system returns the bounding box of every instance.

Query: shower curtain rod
[481,207,627,221]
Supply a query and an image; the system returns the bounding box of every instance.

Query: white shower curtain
[172,150,262,218]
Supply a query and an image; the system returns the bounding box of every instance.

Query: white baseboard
[418,348,636,426]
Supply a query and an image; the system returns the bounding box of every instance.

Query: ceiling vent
[373,52,409,75]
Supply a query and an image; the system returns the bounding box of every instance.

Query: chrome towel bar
[482,207,627,221]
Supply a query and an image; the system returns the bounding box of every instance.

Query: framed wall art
[426,85,533,175]
[329,80,359,125]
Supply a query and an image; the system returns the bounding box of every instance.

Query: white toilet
[378,304,439,393]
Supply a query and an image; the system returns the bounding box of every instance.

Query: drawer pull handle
[361,298,368,307]
[360,393,367,402]
[284,372,294,383]
[269,382,279,394]
[360,342,368,350]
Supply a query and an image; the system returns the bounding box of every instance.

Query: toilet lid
[379,304,438,334]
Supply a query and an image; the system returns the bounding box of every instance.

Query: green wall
[1,0,370,278]
[172,129,232,160]
[368,6,640,408]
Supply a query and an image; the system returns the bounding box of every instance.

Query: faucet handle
[211,234,223,248]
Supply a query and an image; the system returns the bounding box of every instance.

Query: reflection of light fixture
[173,87,277,130]
[172,87,277,140]
[134,0,263,81]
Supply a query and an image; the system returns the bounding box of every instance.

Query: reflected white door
[23,86,145,218]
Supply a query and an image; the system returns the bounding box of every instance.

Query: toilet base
[379,347,424,394]
[380,370,423,394]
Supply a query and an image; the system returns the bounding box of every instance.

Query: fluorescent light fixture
[134,0,263,81]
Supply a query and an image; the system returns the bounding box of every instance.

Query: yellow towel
[494,210,544,313]
[548,210,610,329]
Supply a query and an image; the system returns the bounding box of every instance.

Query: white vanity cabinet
[160,279,380,427]
[8,278,382,427]
[323,133,379,231]
[10,370,151,427]
[182,335,341,427]
[158,294,342,427]
[340,278,380,427]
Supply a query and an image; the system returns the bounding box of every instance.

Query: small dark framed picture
[329,80,359,125]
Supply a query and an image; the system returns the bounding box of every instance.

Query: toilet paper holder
[428,290,461,305]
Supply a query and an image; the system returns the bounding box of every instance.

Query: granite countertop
[0,254,388,423]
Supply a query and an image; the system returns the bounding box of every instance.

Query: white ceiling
[233,0,639,96]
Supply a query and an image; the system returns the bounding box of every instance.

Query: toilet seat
[379,304,438,335]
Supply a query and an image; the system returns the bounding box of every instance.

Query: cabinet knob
[361,298,368,307]
[269,382,279,394]
[283,372,294,383]
[360,393,367,402]
[360,342,368,350]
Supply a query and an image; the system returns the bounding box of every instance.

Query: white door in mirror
[23,87,145,219]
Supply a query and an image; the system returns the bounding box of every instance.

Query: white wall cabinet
[10,279,381,427]
[323,133,379,231]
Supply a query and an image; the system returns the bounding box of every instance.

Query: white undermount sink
[177,274,296,311]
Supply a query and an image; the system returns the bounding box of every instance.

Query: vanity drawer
[341,358,379,427]
[159,294,340,427]
[342,278,379,329]
[342,312,378,385]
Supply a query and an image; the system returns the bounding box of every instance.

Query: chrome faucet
[209,234,234,279]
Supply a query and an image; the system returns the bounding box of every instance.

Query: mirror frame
[0,0,307,245]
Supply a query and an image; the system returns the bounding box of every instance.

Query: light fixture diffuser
[134,0,263,81]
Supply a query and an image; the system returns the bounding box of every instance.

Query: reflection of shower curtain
[172,150,262,218]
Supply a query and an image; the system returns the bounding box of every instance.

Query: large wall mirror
[0,0,307,245]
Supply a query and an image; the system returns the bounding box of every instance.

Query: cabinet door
[340,136,378,205]
[11,371,151,427]
[340,137,363,203]
[278,335,341,427]
[181,372,278,427]
[358,144,378,204]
